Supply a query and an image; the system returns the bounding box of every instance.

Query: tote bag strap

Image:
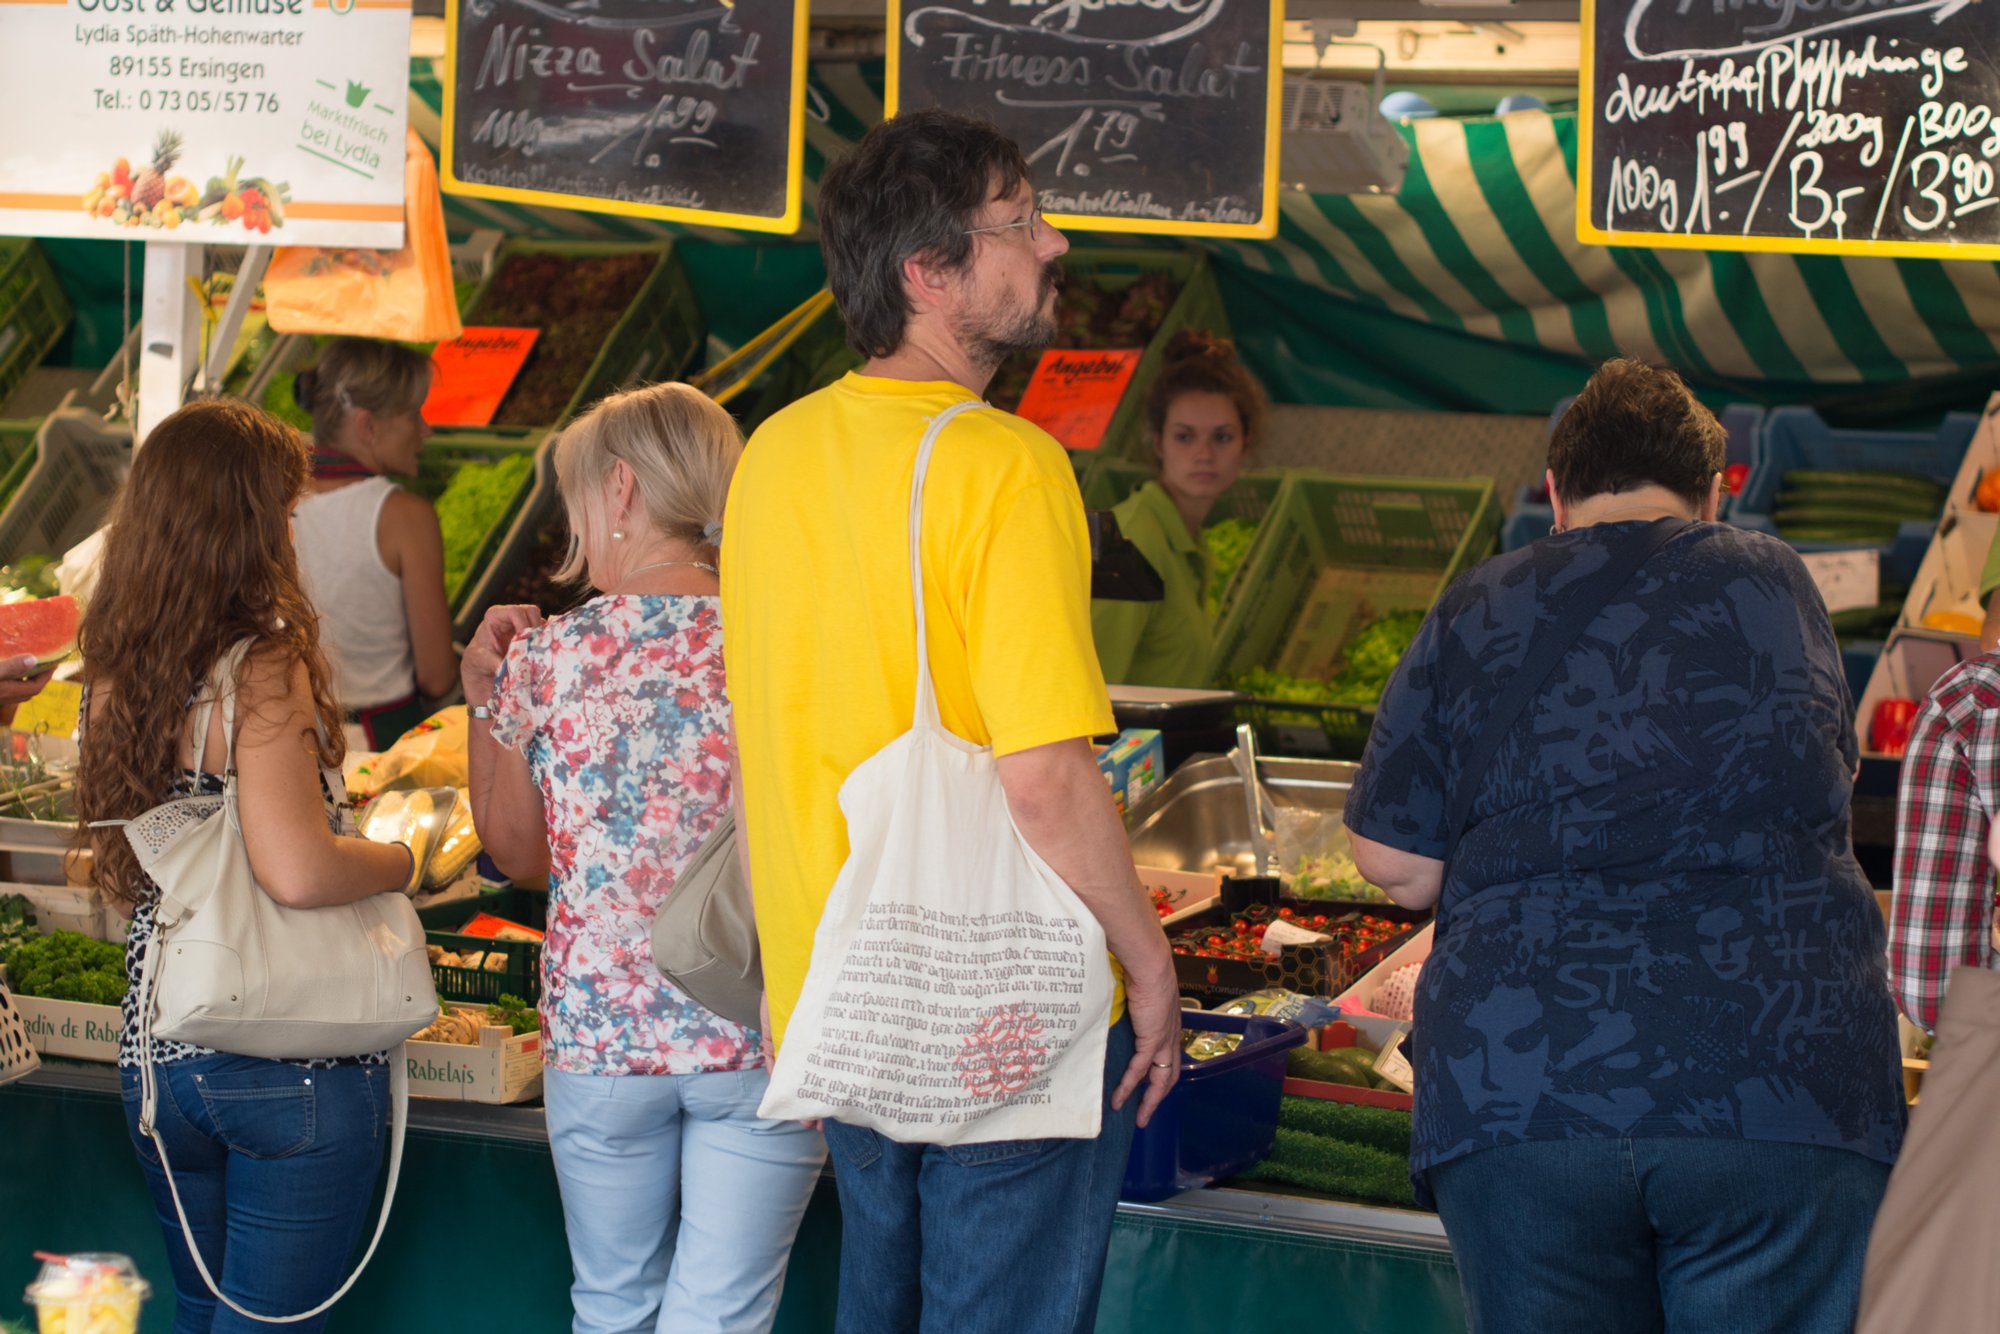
[906,398,991,731]
[138,1048,412,1325]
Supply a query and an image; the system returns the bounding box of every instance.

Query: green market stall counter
[1,1062,1465,1332]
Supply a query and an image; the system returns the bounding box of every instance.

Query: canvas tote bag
[1856,965,2000,1333]
[759,398,1115,1144]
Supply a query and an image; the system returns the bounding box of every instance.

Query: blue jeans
[118,1054,390,1334]
[820,1018,1137,1334]
[1429,1137,1893,1334]
[542,1065,826,1334]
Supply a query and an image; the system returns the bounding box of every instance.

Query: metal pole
[135,241,203,446]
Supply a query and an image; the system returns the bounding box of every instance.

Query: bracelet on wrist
[396,840,419,894]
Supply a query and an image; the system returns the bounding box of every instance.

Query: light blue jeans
[542,1065,826,1334]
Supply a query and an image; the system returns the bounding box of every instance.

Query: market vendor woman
[1090,330,1265,687]
[291,339,457,748]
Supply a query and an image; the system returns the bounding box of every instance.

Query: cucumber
[1288,1047,1375,1088]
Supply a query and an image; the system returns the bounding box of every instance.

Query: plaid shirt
[1892,655,2000,1031]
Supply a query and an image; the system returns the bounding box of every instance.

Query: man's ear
[902,249,958,318]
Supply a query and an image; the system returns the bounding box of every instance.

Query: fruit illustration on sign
[81,140,289,234]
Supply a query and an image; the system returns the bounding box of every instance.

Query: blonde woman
[462,383,824,1334]
[292,338,456,748]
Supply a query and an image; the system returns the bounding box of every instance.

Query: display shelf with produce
[454,240,704,434]
[1214,472,1499,757]
[1898,508,1995,639]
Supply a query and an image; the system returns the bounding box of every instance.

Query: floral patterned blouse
[490,594,760,1078]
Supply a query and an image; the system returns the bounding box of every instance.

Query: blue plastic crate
[1737,408,1976,517]
[1121,1010,1309,1202]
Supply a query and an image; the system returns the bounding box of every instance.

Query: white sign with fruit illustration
[0,0,410,247]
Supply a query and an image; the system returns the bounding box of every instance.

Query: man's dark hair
[1548,358,1725,510]
[818,109,1030,360]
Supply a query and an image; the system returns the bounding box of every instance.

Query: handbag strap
[138,1037,411,1325]
[1441,518,1690,851]
[128,634,405,1324]
[907,398,991,731]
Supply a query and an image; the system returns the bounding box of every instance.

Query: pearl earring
[612,530,626,541]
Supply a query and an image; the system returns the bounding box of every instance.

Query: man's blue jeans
[820,1019,1137,1334]
[120,1054,389,1334]
[1429,1136,1893,1334]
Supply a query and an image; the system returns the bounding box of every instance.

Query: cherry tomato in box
[1869,698,1919,757]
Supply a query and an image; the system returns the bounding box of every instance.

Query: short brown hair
[1548,359,1723,511]
[818,110,1031,360]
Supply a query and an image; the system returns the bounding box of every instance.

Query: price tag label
[11,678,81,740]
[422,327,540,427]
[1261,918,1330,957]
[1798,549,1881,616]
[1015,349,1140,451]
[1374,1028,1415,1093]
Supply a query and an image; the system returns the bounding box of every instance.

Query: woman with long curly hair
[75,399,419,1334]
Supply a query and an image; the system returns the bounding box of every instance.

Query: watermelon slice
[0,595,79,667]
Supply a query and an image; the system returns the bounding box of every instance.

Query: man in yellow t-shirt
[721,109,1180,1334]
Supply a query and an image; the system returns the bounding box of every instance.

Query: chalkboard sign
[888,0,1283,239]
[1579,0,2000,259]
[441,0,809,234]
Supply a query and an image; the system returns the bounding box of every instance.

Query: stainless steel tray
[1124,754,1359,878]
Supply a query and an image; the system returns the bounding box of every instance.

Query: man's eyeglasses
[963,209,1043,243]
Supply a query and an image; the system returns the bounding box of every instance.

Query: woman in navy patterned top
[1345,360,1904,1334]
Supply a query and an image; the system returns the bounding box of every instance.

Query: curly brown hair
[1142,329,1266,452]
[74,399,344,908]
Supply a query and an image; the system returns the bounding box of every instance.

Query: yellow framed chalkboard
[1577,0,2000,260]
[441,0,811,234]
[887,0,1285,240]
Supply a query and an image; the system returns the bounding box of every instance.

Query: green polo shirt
[1091,481,1215,687]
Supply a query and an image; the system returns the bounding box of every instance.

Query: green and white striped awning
[406,58,2000,413]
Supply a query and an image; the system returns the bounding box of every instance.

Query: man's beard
[957,260,1065,371]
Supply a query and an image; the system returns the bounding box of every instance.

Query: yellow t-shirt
[722,373,1124,1050]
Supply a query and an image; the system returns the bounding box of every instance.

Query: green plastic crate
[423,885,546,1005]
[457,239,706,434]
[0,420,44,520]
[0,408,132,567]
[400,432,550,618]
[0,241,72,417]
[696,289,859,437]
[1081,458,1286,618]
[450,435,574,644]
[1213,472,1501,756]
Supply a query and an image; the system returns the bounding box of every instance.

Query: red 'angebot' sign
[1014,348,1141,451]
[423,326,541,427]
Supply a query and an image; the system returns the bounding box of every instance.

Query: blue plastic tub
[1736,408,1976,518]
[1120,1010,1310,1202]
[1842,640,1884,707]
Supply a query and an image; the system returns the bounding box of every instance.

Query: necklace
[612,558,717,594]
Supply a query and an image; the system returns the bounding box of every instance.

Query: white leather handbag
[99,637,437,1324]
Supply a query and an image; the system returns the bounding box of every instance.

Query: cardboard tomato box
[1167,893,1425,1001]
[406,1021,543,1104]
